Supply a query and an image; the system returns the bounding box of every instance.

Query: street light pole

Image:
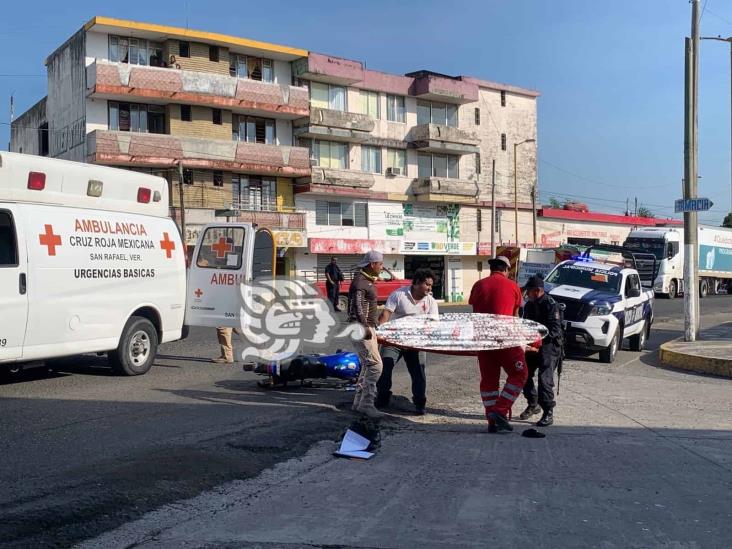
[513,138,536,247]
[701,35,732,214]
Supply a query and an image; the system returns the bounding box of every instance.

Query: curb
[659,341,732,378]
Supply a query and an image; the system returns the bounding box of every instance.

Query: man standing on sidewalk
[376,268,438,415]
[519,275,562,427]
[324,257,344,311]
[468,256,527,433]
[349,251,385,419]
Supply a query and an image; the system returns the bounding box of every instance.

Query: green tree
[723,213,732,228]
[548,197,562,209]
[637,206,654,218]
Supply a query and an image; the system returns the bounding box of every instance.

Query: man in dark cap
[519,275,563,427]
[469,255,526,433]
[348,250,386,419]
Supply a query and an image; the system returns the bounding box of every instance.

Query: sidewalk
[77,355,732,549]
[660,321,732,377]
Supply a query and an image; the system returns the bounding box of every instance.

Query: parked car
[314,268,409,311]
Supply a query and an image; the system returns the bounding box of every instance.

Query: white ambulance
[0,152,274,376]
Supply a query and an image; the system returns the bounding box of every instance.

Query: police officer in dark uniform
[519,275,563,427]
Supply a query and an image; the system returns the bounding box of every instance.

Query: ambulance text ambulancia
[0,152,275,376]
[543,251,655,364]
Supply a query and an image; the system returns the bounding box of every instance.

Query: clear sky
[2,0,731,224]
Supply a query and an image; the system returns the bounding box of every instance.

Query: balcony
[87,130,311,177]
[406,124,480,155]
[407,71,479,104]
[297,167,375,190]
[233,207,306,230]
[292,53,365,85]
[87,60,309,118]
[293,108,375,143]
[411,177,479,202]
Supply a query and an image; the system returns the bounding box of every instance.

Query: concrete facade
[10,16,542,290]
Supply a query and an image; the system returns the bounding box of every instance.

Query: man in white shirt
[376,268,439,415]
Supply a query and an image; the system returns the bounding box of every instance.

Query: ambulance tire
[109,316,159,376]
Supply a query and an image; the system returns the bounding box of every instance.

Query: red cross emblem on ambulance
[39,224,62,256]
[211,237,233,258]
[160,232,175,259]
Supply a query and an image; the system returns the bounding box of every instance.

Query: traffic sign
[674,197,714,213]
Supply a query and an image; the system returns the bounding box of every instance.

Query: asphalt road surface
[0,295,729,547]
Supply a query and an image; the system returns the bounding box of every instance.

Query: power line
[705,7,732,26]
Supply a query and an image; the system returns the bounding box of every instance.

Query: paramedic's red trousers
[478,347,528,420]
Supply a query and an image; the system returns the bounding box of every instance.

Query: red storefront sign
[309,238,401,255]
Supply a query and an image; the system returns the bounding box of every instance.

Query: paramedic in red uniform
[468,256,527,433]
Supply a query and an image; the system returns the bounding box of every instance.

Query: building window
[417,100,458,127]
[109,102,165,134]
[38,123,49,156]
[386,94,406,123]
[109,36,164,66]
[183,169,194,185]
[501,133,507,151]
[315,200,368,227]
[179,41,190,58]
[309,82,346,111]
[359,90,380,118]
[386,148,406,175]
[229,54,274,82]
[212,108,222,125]
[232,115,276,144]
[209,45,220,62]
[232,175,276,211]
[180,105,192,122]
[500,90,506,107]
[417,152,459,179]
[474,108,480,125]
[361,145,382,174]
[213,171,224,187]
[308,139,348,169]
[475,153,481,174]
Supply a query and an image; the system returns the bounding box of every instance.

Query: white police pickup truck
[543,256,654,363]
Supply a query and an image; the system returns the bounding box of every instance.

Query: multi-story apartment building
[11,16,539,300]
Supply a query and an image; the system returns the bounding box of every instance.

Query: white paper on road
[334,429,374,459]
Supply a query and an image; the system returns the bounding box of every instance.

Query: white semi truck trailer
[624,226,732,298]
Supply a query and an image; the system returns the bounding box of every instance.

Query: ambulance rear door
[0,206,29,361]
[185,223,275,328]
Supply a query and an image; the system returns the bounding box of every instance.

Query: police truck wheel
[629,320,647,352]
[599,329,620,363]
[109,316,158,376]
[337,295,348,312]
[667,280,677,299]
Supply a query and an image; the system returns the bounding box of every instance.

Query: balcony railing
[293,107,375,143]
[87,130,311,177]
[87,60,309,118]
[406,124,480,154]
[411,177,479,201]
[297,167,375,189]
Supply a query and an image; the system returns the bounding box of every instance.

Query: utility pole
[490,159,496,257]
[513,138,535,248]
[683,0,701,342]
[531,184,537,245]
